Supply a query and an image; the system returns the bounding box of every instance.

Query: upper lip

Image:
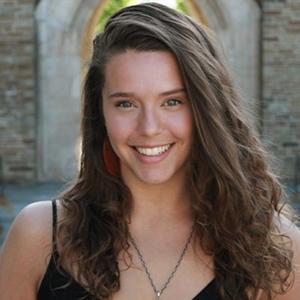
[131,143,174,148]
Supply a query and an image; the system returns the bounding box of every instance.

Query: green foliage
[96,0,191,34]
[176,0,190,15]
[96,0,137,33]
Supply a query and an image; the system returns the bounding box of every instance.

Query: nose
[138,105,162,137]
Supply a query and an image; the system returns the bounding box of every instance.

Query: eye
[115,101,135,108]
[163,99,183,107]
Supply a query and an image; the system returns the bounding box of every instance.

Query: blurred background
[0,0,299,245]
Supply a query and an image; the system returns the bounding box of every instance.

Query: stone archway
[35,0,107,181]
[35,0,261,181]
[196,0,261,115]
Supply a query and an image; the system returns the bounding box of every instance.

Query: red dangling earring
[103,138,119,176]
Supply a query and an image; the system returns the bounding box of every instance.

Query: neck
[122,171,194,230]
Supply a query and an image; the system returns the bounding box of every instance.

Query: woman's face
[102,50,193,185]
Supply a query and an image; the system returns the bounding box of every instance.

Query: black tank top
[37,200,221,300]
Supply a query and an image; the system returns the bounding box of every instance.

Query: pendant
[156,291,161,299]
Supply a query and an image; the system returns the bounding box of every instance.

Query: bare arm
[0,201,52,300]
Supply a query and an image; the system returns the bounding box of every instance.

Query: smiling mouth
[132,143,174,156]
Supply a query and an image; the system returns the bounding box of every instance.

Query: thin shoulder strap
[51,199,58,253]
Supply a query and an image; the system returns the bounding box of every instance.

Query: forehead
[103,50,185,94]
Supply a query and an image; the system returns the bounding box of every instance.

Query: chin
[140,178,169,185]
[136,171,176,185]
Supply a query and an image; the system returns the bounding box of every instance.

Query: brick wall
[0,0,299,186]
[0,0,36,182]
[262,0,300,194]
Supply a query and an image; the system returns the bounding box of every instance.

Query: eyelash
[115,99,184,108]
[115,101,134,108]
[163,99,183,107]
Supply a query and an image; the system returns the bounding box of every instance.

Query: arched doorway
[35,0,261,181]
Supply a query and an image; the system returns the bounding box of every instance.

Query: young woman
[0,3,299,300]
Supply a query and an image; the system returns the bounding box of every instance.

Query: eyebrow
[108,88,186,99]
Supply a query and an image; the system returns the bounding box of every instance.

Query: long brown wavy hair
[56,3,297,299]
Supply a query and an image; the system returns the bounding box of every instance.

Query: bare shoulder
[3,200,54,249]
[0,200,56,299]
[260,214,300,300]
[276,214,300,262]
[276,215,300,238]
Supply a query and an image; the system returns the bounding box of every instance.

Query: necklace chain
[129,220,196,299]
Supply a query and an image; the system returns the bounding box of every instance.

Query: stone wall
[0,0,300,185]
[262,0,300,192]
[36,0,261,181]
[35,0,102,182]
[0,0,36,182]
[198,0,261,119]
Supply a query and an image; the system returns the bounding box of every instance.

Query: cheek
[104,113,134,147]
[168,111,194,139]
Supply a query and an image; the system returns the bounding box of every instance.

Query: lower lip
[131,144,174,164]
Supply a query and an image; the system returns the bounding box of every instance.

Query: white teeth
[136,144,172,156]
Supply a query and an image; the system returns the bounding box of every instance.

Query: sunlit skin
[102,52,200,297]
[102,50,194,191]
[1,51,300,300]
